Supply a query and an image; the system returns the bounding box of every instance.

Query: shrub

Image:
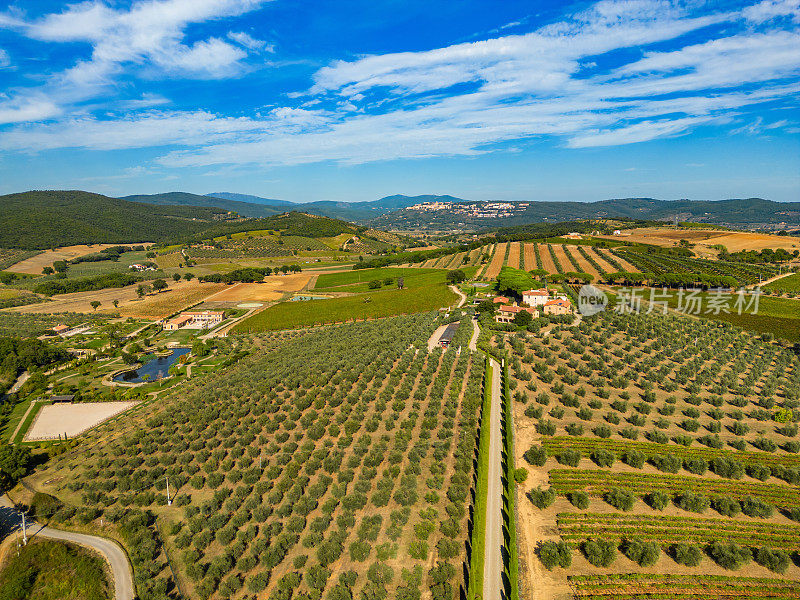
[591,449,614,468]
[529,486,556,509]
[710,457,744,480]
[621,450,645,469]
[650,453,682,474]
[568,491,589,509]
[565,423,584,436]
[675,492,709,513]
[747,464,771,481]
[536,420,556,436]
[592,424,612,438]
[513,468,528,483]
[556,449,581,467]
[644,491,670,511]
[537,540,572,570]
[582,538,616,567]
[524,445,548,466]
[707,541,752,570]
[622,539,660,566]
[671,543,703,566]
[740,496,773,518]
[755,547,790,573]
[604,488,635,511]
[711,497,741,518]
[683,458,707,475]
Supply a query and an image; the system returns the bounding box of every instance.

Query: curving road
[449,285,467,308]
[0,494,134,600]
[483,358,502,600]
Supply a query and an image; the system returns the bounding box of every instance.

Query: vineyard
[36,314,485,600]
[499,309,800,597]
[400,241,784,286]
[570,574,798,599]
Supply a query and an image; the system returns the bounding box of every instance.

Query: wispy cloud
[0,0,797,169]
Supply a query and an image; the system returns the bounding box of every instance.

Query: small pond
[113,348,191,383]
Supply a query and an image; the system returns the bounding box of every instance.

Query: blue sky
[0,0,798,203]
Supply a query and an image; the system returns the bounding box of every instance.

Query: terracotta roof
[523,289,549,295]
[499,305,537,314]
[545,298,571,307]
[493,296,510,303]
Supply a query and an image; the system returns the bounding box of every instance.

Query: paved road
[0,495,134,600]
[7,371,29,395]
[483,357,502,600]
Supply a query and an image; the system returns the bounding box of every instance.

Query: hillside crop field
[34,315,484,600]
[500,311,800,599]
[598,227,800,254]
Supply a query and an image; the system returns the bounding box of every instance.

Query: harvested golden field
[202,272,314,303]
[598,227,800,255]
[6,243,149,274]
[507,241,521,269]
[4,279,224,317]
[484,242,507,278]
[119,281,227,318]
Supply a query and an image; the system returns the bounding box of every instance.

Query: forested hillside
[123,192,285,218]
[0,191,230,249]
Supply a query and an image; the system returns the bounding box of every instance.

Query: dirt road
[468,318,480,352]
[484,357,502,600]
[0,494,134,600]
[449,285,466,307]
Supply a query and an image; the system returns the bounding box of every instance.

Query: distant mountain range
[119,192,800,230]
[122,192,451,221]
[368,197,800,230]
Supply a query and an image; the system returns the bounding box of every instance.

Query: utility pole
[165,476,172,506]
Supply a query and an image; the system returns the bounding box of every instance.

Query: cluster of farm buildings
[163,310,224,331]
[493,288,573,324]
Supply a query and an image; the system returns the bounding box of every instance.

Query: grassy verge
[468,356,492,600]
[12,400,51,444]
[1,396,34,442]
[232,283,457,331]
[0,538,111,600]
[501,361,520,600]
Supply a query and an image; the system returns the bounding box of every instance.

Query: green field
[613,287,800,341]
[314,267,441,288]
[0,538,111,600]
[764,272,800,293]
[234,282,458,331]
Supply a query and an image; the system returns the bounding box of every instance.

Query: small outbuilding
[439,322,460,348]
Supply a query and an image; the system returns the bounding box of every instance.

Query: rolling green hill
[122,191,285,218]
[0,190,232,249]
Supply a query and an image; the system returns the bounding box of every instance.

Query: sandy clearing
[25,401,138,440]
[507,242,522,270]
[6,244,151,275]
[484,242,507,279]
[538,244,558,274]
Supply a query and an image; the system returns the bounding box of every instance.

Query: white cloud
[743,0,800,23]
[0,96,61,125]
[0,48,9,68]
[0,0,271,119]
[0,0,797,167]
[228,31,273,51]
